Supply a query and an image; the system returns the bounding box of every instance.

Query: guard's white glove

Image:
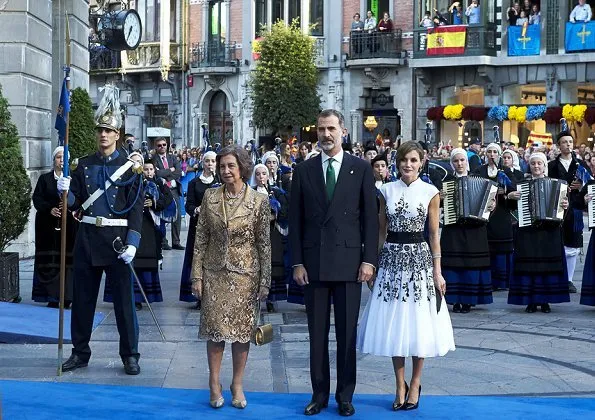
[57,176,71,193]
[118,245,137,264]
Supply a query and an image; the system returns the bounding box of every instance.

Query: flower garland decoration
[525,105,546,121]
[572,104,587,122]
[507,106,518,121]
[488,105,509,121]
[443,104,464,120]
[586,108,595,126]
[426,106,445,121]
[562,104,575,122]
[510,106,528,123]
[543,107,562,124]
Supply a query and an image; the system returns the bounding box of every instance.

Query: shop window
[440,85,485,106]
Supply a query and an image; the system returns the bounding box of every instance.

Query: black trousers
[71,249,139,362]
[166,189,182,247]
[304,281,362,404]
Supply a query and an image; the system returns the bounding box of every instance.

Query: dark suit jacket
[548,155,591,248]
[289,153,379,282]
[153,153,182,194]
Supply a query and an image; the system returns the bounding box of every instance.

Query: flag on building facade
[565,21,595,52]
[426,25,467,56]
[508,23,540,56]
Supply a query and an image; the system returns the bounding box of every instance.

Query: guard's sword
[113,237,166,342]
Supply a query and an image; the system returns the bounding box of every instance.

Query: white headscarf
[529,152,548,176]
[202,151,216,162]
[261,151,279,165]
[449,147,469,174]
[52,146,64,162]
[502,150,521,171]
[250,163,269,188]
[486,142,502,156]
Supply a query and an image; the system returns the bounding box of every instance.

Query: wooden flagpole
[57,10,72,377]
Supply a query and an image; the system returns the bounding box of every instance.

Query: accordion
[442,176,498,225]
[517,178,568,228]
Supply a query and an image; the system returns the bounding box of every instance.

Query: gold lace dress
[191,185,271,343]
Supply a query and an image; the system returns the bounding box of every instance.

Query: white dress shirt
[570,4,592,22]
[321,149,344,183]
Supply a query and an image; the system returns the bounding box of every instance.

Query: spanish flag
[426,25,467,56]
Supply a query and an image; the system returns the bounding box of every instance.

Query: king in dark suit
[289,109,379,417]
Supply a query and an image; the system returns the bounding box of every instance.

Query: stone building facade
[0,0,89,256]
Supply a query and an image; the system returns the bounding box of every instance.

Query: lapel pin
[350,170,354,174]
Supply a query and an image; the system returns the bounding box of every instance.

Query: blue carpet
[0,302,105,344]
[0,380,593,420]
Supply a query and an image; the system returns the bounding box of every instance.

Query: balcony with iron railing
[190,42,239,74]
[346,30,407,67]
[89,40,182,74]
[412,24,497,60]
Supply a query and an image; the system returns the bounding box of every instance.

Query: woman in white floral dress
[357,141,455,411]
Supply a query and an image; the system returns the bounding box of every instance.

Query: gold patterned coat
[191,185,271,342]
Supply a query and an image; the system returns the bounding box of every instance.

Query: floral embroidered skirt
[200,268,260,343]
[357,241,455,358]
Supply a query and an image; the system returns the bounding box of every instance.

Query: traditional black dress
[31,171,77,304]
[508,177,570,306]
[474,165,516,290]
[254,185,289,302]
[441,175,493,306]
[104,177,172,303]
[179,173,217,302]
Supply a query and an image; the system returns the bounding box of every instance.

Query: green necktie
[326,158,336,201]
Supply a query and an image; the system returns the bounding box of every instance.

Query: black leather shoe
[338,402,355,417]
[403,385,421,411]
[452,303,461,313]
[461,304,471,313]
[304,401,328,416]
[541,303,551,313]
[525,304,537,313]
[162,244,172,250]
[123,357,140,375]
[172,244,185,250]
[61,354,88,372]
[393,382,409,411]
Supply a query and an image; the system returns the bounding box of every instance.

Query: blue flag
[55,74,70,145]
[565,21,595,52]
[576,164,593,187]
[508,24,540,56]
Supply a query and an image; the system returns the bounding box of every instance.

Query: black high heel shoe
[392,382,409,411]
[402,385,421,411]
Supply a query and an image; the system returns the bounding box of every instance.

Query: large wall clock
[99,9,142,51]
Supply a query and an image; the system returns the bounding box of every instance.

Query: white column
[350,110,361,144]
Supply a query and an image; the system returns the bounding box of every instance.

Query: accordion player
[443,176,498,225]
[517,178,568,228]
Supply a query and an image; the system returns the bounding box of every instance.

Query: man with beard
[289,109,378,417]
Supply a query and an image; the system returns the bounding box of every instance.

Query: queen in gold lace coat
[191,184,271,343]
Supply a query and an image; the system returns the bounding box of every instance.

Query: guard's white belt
[81,216,128,227]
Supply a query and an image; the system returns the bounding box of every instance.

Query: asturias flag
[55,75,70,146]
[426,25,467,56]
[565,21,595,52]
[508,23,540,56]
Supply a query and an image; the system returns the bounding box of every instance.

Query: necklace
[225,183,246,203]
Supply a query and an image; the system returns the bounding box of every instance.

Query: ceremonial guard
[57,85,144,375]
[547,131,591,293]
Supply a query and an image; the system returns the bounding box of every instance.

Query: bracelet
[432,254,441,259]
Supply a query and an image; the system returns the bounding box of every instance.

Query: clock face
[123,10,142,49]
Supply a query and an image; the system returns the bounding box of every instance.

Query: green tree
[68,87,96,160]
[0,84,32,252]
[250,20,320,135]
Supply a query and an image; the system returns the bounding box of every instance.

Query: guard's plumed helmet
[94,84,123,132]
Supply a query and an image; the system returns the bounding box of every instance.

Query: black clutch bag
[435,287,442,313]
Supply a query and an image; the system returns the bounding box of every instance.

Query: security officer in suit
[57,84,144,375]
[152,137,184,250]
